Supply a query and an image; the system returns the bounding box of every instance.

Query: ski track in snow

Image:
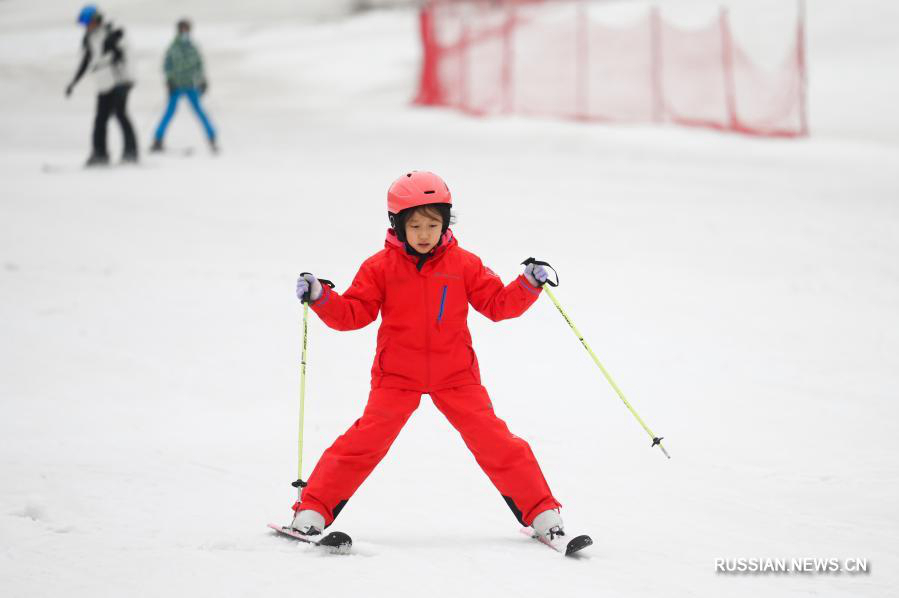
[1,1,898,597]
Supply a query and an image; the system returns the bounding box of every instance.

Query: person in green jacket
[150,19,217,153]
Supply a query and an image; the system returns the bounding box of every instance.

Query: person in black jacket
[65,5,139,166]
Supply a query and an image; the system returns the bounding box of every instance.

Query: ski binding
[521,527,593,556]
[268,523,352,553]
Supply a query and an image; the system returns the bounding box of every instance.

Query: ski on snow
[520,527,593,557]
[269,523,590,556]
[268,523,353,553]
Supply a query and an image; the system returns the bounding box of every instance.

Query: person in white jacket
[66,5,139,166]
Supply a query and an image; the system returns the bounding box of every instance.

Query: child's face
[405,210,443,254]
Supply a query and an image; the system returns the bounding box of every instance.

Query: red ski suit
[296,229,561,526]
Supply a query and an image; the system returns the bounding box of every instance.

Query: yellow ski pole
[292,274,335,500]
[522,258,670,459]
[293,301,310,501]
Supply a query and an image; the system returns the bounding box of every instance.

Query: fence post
[650,6,663,123]
[501,0,515,114]
[459,2,470,112]
[576,0,589,120]
[414,0,439,105]
[796,0,809,136]
[719,7,739,131]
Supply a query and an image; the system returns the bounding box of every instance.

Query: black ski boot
[85,153,110,168]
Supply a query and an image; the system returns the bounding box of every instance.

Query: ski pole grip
[520,257,559,287]
[299,272,336,304]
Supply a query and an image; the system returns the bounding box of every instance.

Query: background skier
[150,18,218,154]
[65,4,138,166]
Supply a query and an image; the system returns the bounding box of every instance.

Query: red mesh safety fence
[415,0,808,137]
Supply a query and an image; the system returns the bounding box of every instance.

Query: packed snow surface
[1,1,897,596]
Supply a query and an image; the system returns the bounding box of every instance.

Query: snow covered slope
[1,1,897,597]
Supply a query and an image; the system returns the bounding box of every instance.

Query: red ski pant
[294,385,561,527]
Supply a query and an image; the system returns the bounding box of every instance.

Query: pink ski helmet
[387,171,452,215]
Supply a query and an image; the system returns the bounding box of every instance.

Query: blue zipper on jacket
[437,285,448,325]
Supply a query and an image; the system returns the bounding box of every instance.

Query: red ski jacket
[310,229,542,392]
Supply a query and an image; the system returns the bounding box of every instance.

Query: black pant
[93,84,138,158]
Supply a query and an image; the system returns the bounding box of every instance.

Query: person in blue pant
[150,19,218,153]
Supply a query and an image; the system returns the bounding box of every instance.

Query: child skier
[291,171,568,544]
